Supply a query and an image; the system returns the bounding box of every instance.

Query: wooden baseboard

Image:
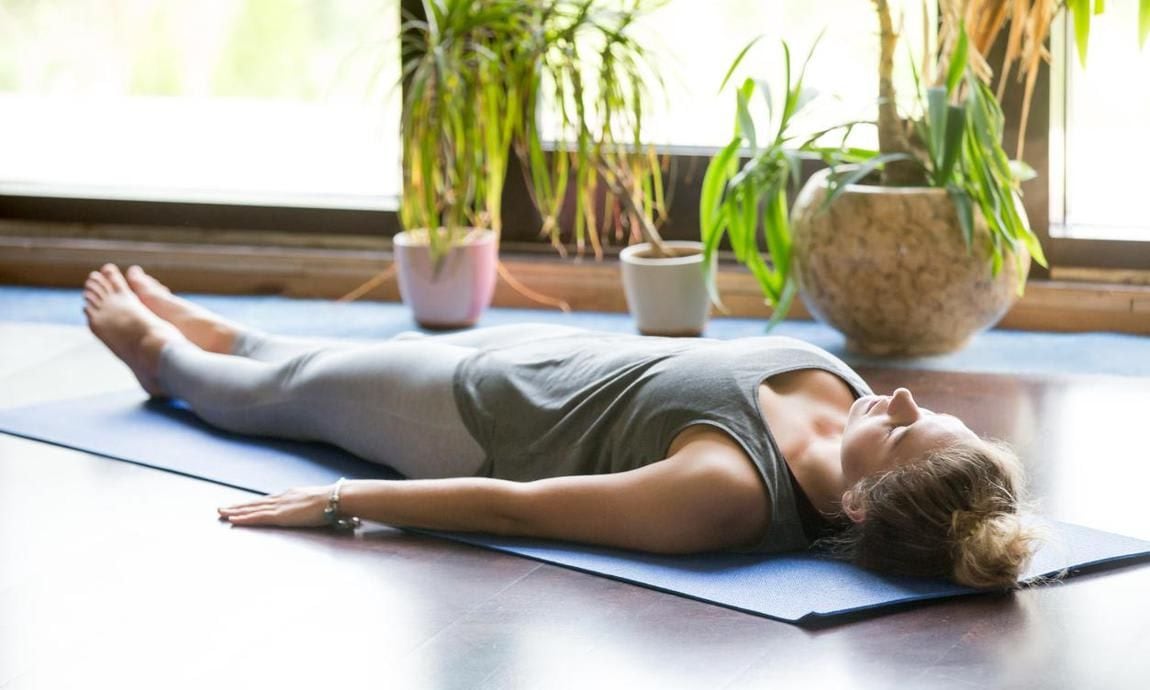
[2,233,1148,334]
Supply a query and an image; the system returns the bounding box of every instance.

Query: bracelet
[323,477,361,531]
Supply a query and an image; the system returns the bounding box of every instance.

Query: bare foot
[84,264,187,397]
[124,265,239,354]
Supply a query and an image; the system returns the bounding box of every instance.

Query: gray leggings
[157,323,586,478]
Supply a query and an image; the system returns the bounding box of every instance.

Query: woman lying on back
[82,264,1037,588]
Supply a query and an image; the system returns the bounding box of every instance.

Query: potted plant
[605,153,715,336]
[395,0,527,328]
[785,0,1118,355]
[394,0,668,329]
[699,37,838,331]
[508,1,700,335]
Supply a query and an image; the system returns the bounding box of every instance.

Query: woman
[83,264,1036,589]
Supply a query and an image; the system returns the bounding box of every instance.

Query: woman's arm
[218,431,770,554]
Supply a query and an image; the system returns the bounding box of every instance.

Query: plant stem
[597,162,675,258]
[873,0,922,186]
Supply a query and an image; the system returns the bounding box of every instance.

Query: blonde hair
[824,438,1039,589]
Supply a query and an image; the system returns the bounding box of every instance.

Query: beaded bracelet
[323,477,361,531]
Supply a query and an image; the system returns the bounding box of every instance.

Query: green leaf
[938,104,966,185]
[754,78,775,128]
[946,25,968,96]
[699,137,742,252]
[948,186,975,251]
[763,183,791,283]
[1009,159,1038,183]
[737,78,758,151]
[794,87,819,116]
[823,154,912,210]
[925,87,948,170]
[719,34,766,94]
[1069,0,1093,67]
[764,279,797,333]
[1141,0,1150,48]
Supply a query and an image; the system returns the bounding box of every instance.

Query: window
[4,0,1144,275]
[537,0,931,151]
[1044,0,1150,271]
[0,0,400,210]
[527,0,932,246]
[1051,0,1150,241]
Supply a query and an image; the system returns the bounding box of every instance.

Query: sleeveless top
[452,332,872,553]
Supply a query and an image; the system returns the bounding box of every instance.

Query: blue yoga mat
[3,390,1149,625]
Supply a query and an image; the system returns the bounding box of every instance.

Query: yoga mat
[3,390,1149,625]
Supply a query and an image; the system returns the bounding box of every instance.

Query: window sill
[2,223,1148,335]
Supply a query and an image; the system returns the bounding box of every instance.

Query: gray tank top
[452,332,872,553]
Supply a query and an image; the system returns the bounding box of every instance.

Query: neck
[792,438,849,517]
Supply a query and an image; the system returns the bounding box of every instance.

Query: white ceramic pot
[620,240,713,336]
[393,229,498,329]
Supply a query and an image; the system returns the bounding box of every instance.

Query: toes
[125,264,148,287]
[83,289,101,308]
[100,264,129,292]
[126,265,169,295]
[86,271,109,297]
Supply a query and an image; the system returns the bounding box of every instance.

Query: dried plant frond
[939,0,1061,158]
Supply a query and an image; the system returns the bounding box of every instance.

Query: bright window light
[1052,0,1150,241]
[541,0,932,152]
[0,0,400,209]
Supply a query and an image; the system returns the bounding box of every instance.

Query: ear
[841,489,866,524]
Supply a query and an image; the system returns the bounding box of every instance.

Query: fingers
[224,510,280,526]
[216,487,327,529]
[218,503,281,527]
[218,501,275,516]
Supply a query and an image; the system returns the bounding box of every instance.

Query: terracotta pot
[620,241,713,336]
[790,169,1029,356]
[393,229,498,329]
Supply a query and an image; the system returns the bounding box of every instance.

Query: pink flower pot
[393,229,498,329]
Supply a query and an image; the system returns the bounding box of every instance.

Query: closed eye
[892,425,911,447]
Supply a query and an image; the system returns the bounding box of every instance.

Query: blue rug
[3,285,1150,377]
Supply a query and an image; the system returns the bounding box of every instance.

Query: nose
[887,387,921,424]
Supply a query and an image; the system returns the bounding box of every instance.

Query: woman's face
[840,387,978,486]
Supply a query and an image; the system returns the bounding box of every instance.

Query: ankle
[205,323,238,354]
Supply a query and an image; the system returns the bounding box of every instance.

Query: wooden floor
[2,322,1149,690]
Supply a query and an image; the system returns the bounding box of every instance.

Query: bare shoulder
[668,426,771,543]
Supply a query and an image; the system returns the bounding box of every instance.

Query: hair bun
[951,510,1037,589]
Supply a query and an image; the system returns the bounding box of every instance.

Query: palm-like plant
[867,0,1147,288]
[515,0,667,259]
[400,0,666,265]
[399,0,529,264]
[699,39,834,327]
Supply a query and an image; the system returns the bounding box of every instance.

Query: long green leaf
[925,87,948,171]
[699,137,742,255]
[823,154,912,210]
[947,185,974,251]
[719,34,767,93]
[764,279,797,333]
[1141,0,1150,47]
[938,104,966,185]
[737,78,759,151]
[946,25,968,95]
[1069,0,1093,67]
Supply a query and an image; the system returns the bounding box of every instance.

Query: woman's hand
[217,485,332,528]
